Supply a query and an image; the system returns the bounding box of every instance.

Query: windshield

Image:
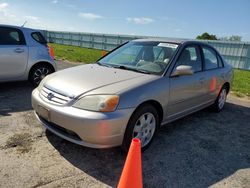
[98,41,179,75]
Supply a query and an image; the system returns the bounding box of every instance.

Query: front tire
[122,104,160,152]
[29,64,53,86]
[212,86,228,112]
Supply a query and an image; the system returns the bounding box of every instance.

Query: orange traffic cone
[117,138,143,188]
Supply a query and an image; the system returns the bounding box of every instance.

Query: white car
[0,25,56,85]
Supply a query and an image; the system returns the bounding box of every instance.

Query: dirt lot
[0,61,250,188]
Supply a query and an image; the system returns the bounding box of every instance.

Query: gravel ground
[0,61,250,188]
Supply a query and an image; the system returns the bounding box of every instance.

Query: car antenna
[21,21,27,27]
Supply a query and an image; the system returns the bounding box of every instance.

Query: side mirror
[171,65,193,77]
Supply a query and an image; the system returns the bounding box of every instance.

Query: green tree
[196,32,218,40]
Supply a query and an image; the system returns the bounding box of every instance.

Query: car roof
[0,24,38,32]
[132,38,210,46]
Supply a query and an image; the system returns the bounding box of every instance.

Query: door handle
[14,48,24,53]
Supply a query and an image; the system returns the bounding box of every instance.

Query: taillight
[47,45,55,59]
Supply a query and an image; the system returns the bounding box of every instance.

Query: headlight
[73,95,119,112]
[37,77,47,91]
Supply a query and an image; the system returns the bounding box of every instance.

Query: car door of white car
[167,45,207,121]
[0,27,28,81]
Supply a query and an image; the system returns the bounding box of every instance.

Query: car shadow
[0,81,34,116]
[0,61,77,117]
[46,101,250,188]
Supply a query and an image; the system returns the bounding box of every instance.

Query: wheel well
[29,62,55,80]
[136,100,164,123]
[223,82,230,94]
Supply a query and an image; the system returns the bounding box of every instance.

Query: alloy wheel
[33,67,50,85]
[218,88,227,110]
[132,112,156,148]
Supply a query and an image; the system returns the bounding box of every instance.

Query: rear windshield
[31,32,47,44]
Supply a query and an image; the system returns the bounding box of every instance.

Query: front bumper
[32,88,135,148]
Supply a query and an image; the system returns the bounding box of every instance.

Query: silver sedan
[32,39,233,151]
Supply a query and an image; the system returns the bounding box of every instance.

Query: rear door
[0,27,28,80]
[167,45,206,119]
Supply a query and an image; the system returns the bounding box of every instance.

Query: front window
[98,41,179,75]
[0,27,26,45]
[175,45,202,72]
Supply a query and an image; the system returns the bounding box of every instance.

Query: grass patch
[232,69,250,97]
[49,43,103,63]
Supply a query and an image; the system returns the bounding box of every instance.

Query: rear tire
[29,64,53,86]
[212,85,228,112]
[121,104,160,152]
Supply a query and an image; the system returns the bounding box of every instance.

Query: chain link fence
[43,30,250,70]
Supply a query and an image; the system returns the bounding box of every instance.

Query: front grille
[39,115,82,141]
[40,86,72,105]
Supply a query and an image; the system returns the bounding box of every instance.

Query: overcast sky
[0,0,249,41]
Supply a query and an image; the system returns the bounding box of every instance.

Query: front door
[0,27,28,80]
[167,45,206,120]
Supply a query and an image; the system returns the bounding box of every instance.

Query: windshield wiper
[112,65,151,74]
[96,62,113,68]
[97,63,151,74]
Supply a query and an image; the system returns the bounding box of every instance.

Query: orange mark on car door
[210,77,217,92]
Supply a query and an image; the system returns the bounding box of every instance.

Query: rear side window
[31,32,47,44]
[202,46,218,70]
[0,27,26,45]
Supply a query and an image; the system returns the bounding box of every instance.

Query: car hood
[43,64,155,97]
